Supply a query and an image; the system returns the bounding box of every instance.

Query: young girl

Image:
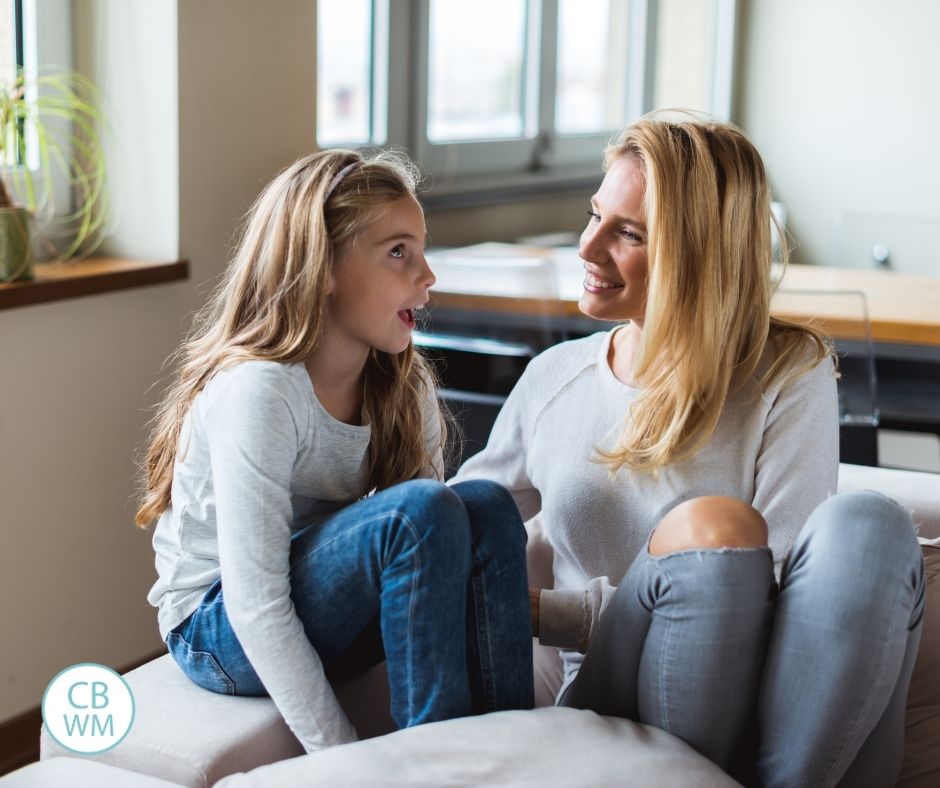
[137,150,534,753]
[454,115,924,786]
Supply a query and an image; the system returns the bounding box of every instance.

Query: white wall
[737,0,940,271]
[0,0,319,724]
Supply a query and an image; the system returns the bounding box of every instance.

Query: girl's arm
[206,365,357,752]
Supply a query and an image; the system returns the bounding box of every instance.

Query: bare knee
[648,496,768,557]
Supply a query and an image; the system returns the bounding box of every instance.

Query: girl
[137,150,534,753]
[454,115,924,786]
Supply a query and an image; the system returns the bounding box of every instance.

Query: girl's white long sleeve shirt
[148,360,443,753]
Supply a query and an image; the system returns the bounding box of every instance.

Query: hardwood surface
[428,243,940,346]
[0,257,189,311]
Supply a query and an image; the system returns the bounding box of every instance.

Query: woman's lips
[397,308,416,326]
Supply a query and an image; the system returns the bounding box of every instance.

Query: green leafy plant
[0,68,108,281]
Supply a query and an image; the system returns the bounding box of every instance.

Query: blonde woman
[137,150,533,754]
[454,116,923,786]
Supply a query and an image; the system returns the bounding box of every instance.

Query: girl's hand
[529,587,541,637]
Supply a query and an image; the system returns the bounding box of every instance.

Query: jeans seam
[821,576,906,785]
[470,547,494,710]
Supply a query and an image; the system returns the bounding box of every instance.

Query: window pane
[427,0,526,142]
[317,0,372,146]
[653,0,716,112]
[556,0,629,135]
[0,0,16,88]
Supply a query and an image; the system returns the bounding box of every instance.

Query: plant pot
[0,206,34,282]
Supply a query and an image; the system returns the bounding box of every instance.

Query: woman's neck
[608,321,644,388]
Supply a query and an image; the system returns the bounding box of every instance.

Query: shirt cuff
[538,588,589,653]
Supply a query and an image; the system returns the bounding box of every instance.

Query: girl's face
[326,195,435,357]
[577,156,650,327]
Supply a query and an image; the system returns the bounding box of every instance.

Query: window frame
[6,0,76,244]
[316,0,739,204]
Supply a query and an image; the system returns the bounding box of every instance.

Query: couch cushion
[0,757,182,787]
[213,706,740,788]
[40,655,304,788]
[898,544,940,788]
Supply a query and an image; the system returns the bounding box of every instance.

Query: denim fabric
[560,491,924,788]
[167,478,534,728]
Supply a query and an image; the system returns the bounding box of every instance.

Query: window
[2,0,76,231]
[317,0,738,197]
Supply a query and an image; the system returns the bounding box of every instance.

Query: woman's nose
[579,222,604,263]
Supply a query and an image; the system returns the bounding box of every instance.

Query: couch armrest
[838,463,940,541]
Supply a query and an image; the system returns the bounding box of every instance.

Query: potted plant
[0,69,108,282]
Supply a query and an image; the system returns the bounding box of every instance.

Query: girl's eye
[587,209,600,223]
[390,244,405,259]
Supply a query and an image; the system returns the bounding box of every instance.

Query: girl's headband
[324,160,361,200]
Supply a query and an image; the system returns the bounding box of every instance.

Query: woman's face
[577,156,649,326]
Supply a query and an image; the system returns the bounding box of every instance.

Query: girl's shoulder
[202,359,310,409]
[750,333,836,405]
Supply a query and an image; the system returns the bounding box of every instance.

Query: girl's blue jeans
[560,491,925,788]
[166,479,534,728]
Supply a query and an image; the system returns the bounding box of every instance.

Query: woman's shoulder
[528,329,609,378]
[751,331,836,404]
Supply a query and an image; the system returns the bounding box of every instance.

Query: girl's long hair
[135,149,444,527]
[599,114,831,473]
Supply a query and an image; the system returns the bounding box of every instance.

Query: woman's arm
[752,354,840,568]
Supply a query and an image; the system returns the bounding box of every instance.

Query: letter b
[91,682,109,709]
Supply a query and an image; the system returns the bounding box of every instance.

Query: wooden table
[428,243,940,347]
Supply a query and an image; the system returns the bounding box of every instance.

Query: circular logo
[42,663,135,754]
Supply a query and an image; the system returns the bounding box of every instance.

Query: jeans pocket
[166,631,236,696]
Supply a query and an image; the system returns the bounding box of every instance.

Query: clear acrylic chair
[771,287,879,466]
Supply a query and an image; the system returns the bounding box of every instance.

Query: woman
[454,115,924,786]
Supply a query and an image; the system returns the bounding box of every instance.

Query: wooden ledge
[0,256,189,311]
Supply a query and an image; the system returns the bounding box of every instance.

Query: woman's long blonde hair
[135,149,444,527]
[600,114,831,473]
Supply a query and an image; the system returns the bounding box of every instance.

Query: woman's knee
[649,496,768,557]
[799,490,918,562]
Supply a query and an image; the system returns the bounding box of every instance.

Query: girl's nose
[418,253,436,288]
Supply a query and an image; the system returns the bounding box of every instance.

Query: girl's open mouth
[398,308,416,327]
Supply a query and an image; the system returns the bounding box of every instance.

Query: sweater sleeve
[752,353,840,571]
[205,367,357,752]
[449,365,542,521]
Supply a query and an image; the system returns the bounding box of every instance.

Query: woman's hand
[529,587,541,637]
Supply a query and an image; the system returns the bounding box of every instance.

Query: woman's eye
[587,209,600,223]
[620,229,639,242]
[390,244,405,259]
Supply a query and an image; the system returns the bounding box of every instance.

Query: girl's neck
[304,333,368,425]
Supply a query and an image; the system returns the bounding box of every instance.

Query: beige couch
[10,464,938,787]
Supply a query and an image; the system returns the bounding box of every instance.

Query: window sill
[0,256,190,311]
